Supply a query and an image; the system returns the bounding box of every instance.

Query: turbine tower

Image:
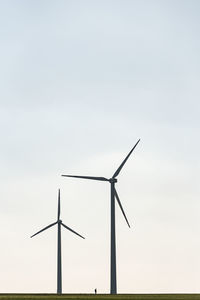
[62,139,140,294]
[31,189,85,294]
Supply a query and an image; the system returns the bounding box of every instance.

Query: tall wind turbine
[62,139,140,294]
[31,189,85,294]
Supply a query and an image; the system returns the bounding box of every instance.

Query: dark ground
[0,294,200,300]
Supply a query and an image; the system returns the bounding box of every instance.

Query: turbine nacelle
[109,178,117,183]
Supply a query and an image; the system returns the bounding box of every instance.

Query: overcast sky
[0,0,200,294]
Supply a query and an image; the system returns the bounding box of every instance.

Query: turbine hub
[58,220,62,224]
[109,178,117,183]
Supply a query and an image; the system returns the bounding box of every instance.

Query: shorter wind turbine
[31,189,85,295]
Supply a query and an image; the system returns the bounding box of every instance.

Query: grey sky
[0,0,200,294]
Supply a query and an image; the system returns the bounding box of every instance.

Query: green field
[0,295,200,300]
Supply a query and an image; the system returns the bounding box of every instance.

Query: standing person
[95,288,97,294]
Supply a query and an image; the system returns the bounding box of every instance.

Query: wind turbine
[62,139,140,294]
[30,189,85,294]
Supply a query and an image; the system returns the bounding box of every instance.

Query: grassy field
[0,295,200,300]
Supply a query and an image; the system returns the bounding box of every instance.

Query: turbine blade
[62,175,109,181]
[57,189,60,221]
[61,222,85,239]
[114,188,130,228]
[30,221,57,238]
[112,139,140,178]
